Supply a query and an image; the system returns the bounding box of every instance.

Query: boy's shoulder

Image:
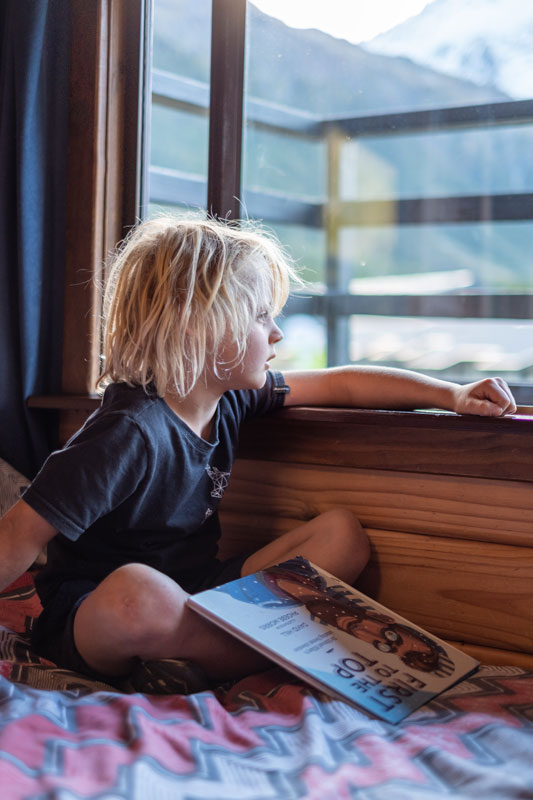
[82,383,163,437]
[99,382,158,416]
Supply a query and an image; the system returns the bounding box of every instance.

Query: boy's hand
[0,500,57,593]
[452,377,517,417]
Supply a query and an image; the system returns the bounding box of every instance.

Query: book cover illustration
[188,556,479,723]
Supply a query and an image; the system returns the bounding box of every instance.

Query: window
[147,0,533,399]
[148,0,212,215]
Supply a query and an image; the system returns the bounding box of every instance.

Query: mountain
[153,0,507,115]
[363,0,533,99]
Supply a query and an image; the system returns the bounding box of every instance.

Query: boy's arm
[0,499,57,592]
[282,365,516,417]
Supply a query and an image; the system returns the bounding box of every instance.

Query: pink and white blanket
[1,574,532,799]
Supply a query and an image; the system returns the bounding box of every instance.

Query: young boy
[0,217,516,687]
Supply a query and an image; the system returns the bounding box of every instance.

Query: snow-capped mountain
[363,0,533,99]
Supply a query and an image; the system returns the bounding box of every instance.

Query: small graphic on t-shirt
[203,507,214,522]
[206,466,230,499]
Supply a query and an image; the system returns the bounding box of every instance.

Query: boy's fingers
[486,378,516,414]
[475,378,516,415]
[493,377,517,413]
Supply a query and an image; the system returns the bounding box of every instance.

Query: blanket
[1,573,532,799]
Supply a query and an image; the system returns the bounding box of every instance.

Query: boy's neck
[163,385,221,442]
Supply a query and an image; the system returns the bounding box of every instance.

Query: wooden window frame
[29,0,533,477]
[61,0,150,395]
[61,0,245,397]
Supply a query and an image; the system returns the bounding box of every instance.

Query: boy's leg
[73,563,269,679]
[241,508,369,583]
[73,510,368,682]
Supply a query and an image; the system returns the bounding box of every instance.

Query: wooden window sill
[28,395,533,482]
[237,405,533,483]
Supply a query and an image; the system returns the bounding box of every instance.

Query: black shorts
[30,554,249,682]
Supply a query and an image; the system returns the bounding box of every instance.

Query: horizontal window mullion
[285,293,533,319]
[152,70,210,111]
[242,188,323,227]
[335,193,533,226]
[245,103,322,137]
[149,168,533,227]
[148,167,323,225]
[327,98,533,138]
[152,70,533,141]
[149,167,206,207]
[152,69,323,135]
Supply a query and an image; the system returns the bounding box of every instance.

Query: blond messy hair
[98,215,298,397]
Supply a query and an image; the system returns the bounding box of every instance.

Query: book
[187,556,479,723]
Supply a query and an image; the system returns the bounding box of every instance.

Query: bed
[1,571,533,799]
[2,406,533,799]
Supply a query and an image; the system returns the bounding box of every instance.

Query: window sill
[238,405,533,483]
[28,396,533,482]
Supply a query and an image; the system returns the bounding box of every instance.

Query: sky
[250,0,435,44]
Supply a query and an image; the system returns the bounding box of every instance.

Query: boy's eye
[257,311,270,323]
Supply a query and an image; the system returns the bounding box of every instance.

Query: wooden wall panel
[357,529,533,655]
[448,642,533,670]
[220,460,533,547]
[219,514,533,656]
[219,457,533,661]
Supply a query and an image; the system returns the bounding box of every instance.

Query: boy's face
[217,309,283,391]
[207,257,285,391]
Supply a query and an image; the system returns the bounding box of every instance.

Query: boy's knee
[95,563,186,637]
[324,508,370,574]
[325,508,365,541]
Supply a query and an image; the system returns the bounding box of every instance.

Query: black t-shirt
[23,371,287,606]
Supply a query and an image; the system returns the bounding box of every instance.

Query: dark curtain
[0,1,70,478]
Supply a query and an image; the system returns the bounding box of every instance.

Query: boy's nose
[270,321,283,343]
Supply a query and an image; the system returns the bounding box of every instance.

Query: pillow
[0,458,29,518]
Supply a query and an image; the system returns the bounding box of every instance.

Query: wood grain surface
[238,407,533,482]
[221,460,533,545]
[357,528,533,654]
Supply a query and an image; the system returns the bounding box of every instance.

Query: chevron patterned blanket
[1,573,532,799]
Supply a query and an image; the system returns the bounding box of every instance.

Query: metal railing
[149,67,533,371]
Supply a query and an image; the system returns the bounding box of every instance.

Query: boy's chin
[231,371,268,391]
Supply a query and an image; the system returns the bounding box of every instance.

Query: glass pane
[267,223,327,285]
[152,1,210,82]
[244,0,533,395]
[350,316,533,386]
[244,126,325,199]
[245,2,506,116]
[339,222,533,292]
[277,315,327,371]
[150,105,208,176]
[148,0,211,211]
[147,202,205,219]
[340,126,533,202]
